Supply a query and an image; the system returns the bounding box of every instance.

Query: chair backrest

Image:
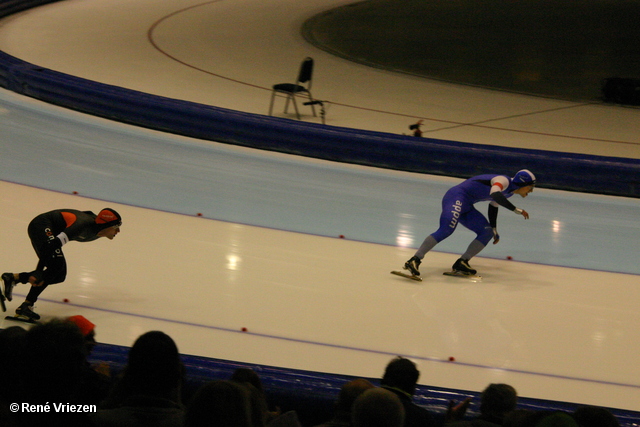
[297,57,314,86]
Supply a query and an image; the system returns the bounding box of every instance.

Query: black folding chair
[269,57,317,119]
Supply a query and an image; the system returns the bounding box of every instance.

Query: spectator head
[124,330,183,397]
[185,380,252,427]
[381,356,420,395]
[352,388,405,427]
[335,378,375,414]
[479,383,518,420]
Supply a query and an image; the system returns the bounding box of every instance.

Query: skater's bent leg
[23,258,65,304]
[415,235,439,259]
[415,224,458,258]
[461,239,487,261]
[416,202,462,259]
[25,283,48,304]
[31,255,67,286]
[459,211,493,260]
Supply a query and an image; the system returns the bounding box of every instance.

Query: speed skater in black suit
[1,208,122,321]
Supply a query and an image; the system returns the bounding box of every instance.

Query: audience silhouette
[92,330,185,426]
[65,315,112,406]
[447,383,517,426]
[313,378,375,427]
[13,319,93,426]
[184,379,252,427]
[0,322,626,427]
[351,387,405,427]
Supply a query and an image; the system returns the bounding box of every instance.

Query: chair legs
[269,90,317,120]
[268,91,277,117]
[284,94,300,119]
[306,92,317,117]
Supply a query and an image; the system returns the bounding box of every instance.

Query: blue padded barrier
[0,52,638,197]
[87,342,640,426]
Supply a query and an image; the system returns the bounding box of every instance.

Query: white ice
[0,0,639,413]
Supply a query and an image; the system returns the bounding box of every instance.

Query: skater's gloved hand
[492,228,500,244]
[514,208,530,219]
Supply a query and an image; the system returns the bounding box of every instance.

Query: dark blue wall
[0,17,638,198]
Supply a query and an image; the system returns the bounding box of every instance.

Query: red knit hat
[96,208,122,229]
[67,315,96,337]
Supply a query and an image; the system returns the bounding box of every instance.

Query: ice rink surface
[0,0,639,413]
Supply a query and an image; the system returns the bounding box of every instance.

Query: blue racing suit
[431,174,519,245]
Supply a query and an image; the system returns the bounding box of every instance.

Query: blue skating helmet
[512,169,536,187]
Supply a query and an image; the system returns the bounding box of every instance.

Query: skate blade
[5,315,38,324]
[391,271,422,282]
[443,271,482,281]
[0,294,5,312]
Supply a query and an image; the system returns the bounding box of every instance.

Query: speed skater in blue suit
[403,169,536,277]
